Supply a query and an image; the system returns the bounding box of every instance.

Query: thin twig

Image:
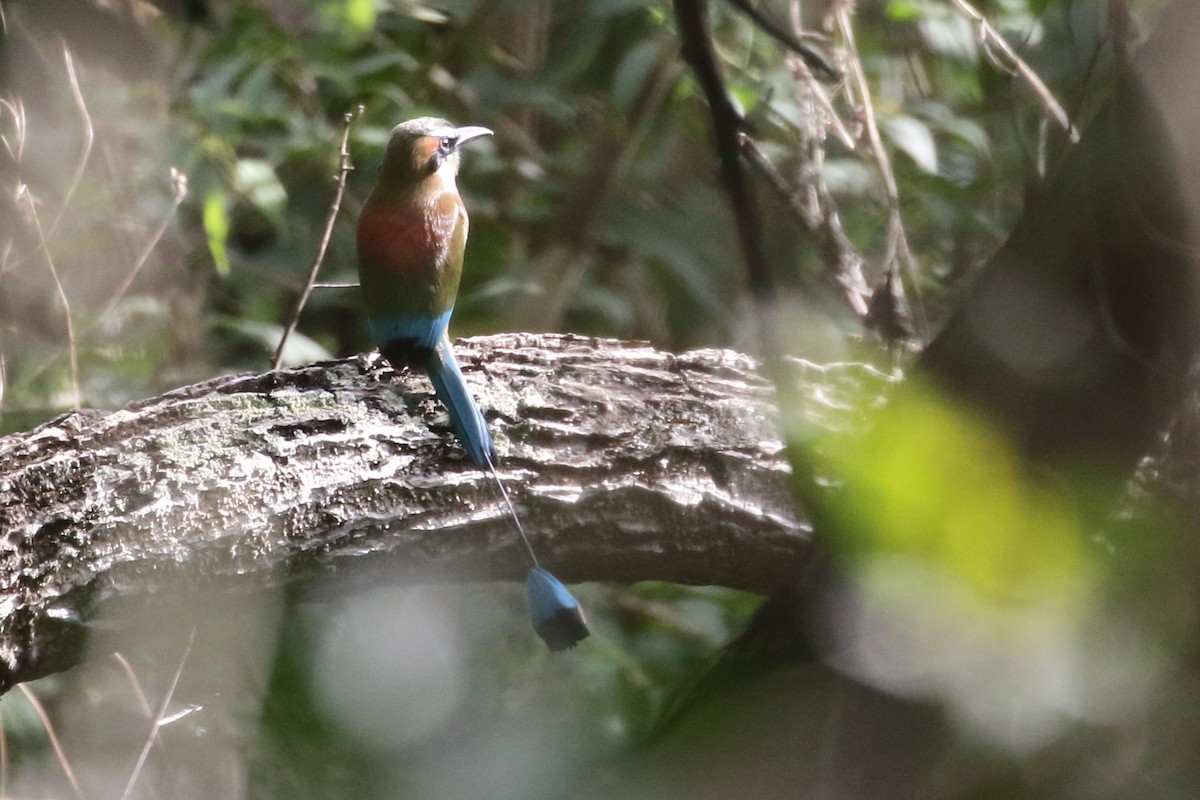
[723,0,841,81]
[271,106,362,370]
[48,42,95,238]
[949,0,1079,142]
[0,46,92,280]
[783,0,856,149]
[834,1,922,339]
[119,627,197,800]
[17,683,83,799]
[0,96,26,163]
[835,3,903,265]
[774,0,871,315]
[19,184,81,408]
[314,281,361,289]
[1,45,92,407]
[112,652,153,718]
[740,133,870,316]
[95,167,189,326]
[784,49,856,150]
[14,167,189,398]
[113,651,191,800]
[739,133,814,228]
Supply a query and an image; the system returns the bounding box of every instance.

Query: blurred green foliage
[1,0,1123,416]
[0,0,1176,797]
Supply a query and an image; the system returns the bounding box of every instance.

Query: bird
[357,117,590,651]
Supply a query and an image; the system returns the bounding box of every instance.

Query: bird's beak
[453,125,493,149]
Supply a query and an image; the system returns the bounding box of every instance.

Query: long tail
[526,567,589,651]
[428,335,590,651]
[485,450,590,651]
[427,335,495,468]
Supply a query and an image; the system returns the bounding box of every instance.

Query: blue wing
[368,311,494,467]
[368,309,452,353]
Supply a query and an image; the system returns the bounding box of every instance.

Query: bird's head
[378,117,493,188]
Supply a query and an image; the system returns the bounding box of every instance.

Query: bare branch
[782,0,856,151]
[272,106,363,370]
[949,0,1080,143]
[833,1,920,340]
[833,3,902,265]
[739,133,870,317]
[723,0,841,81]
[672,0,778,343]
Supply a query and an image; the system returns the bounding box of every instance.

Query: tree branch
[673,0,777,323]
[0,334,853,693]
[722,0,841,81]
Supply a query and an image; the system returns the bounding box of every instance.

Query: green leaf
[234,159,288,222]
[919,11,978,61]
[727,82,755,116]
[612,40,664,115]
[350,50,419,78]
[885,0,924,21]
[880,114,939,174]
[345,0,377,33]
[203,190,231,276]
[215,317,331,366]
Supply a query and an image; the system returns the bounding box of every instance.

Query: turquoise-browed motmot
[357,117,589,651]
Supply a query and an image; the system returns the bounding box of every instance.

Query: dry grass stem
[119,628,197,800]
[112,653,153,718]
[17,683,82,799]
[48,43,95,238]
[96,167,189,326]
[19,185,81,408]
[0,96,26,163]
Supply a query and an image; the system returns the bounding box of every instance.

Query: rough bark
[0,333,874,693]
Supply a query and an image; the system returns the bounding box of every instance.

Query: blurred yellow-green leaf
[204,189,232,276]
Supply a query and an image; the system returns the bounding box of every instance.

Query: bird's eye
[439,136,456,152]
